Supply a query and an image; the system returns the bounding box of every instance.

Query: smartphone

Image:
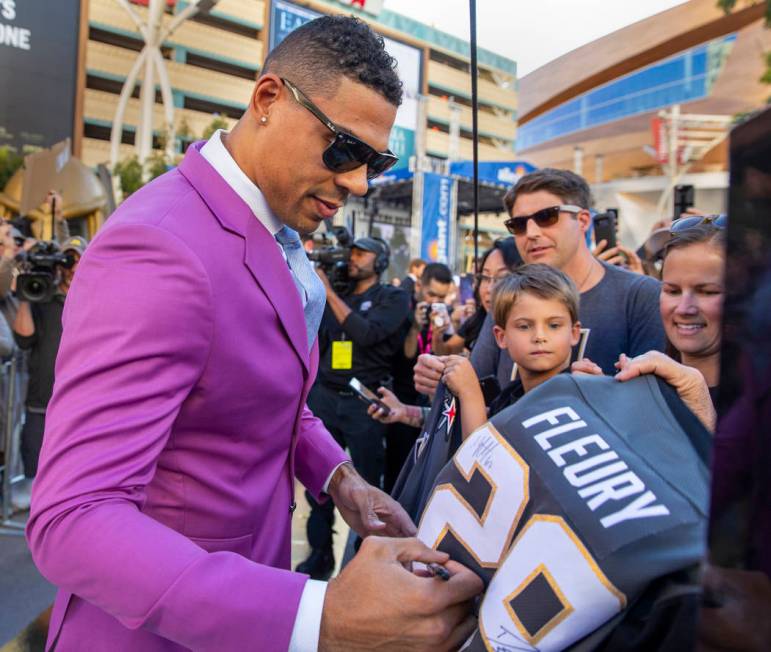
[606,208,619,232]
[459,274,475,304]
[673,184,694,219]
[349,377,391,416]
[430,303,455,335]
[593,212,617,250]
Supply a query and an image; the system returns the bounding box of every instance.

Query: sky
[382,0,690,77]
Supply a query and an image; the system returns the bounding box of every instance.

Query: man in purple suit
[26,16,481,652]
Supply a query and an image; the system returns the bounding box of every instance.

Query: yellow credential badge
[331,340,353,370]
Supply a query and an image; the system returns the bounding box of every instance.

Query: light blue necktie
[275,226,326,350]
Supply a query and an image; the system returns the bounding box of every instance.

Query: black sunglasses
[281,78,398,180]
[504,205,583,236]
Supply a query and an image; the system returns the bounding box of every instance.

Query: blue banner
[421,173,453,264]
[448,161,537,187]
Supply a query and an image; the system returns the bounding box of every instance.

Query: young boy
[371,264,581,440]
[443,263,581,439]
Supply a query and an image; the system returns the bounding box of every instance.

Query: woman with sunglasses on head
[658,216,726,402]
[575,214,725,421]
[432,238,522,355]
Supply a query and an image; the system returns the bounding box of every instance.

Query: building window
[84,122,134,145]
[183,96,243,120]
[185,52,257,81]
[191,12,259,40]
[89,27,171,58]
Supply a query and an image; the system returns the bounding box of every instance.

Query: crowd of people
[293,163,727,646]
[302,166,723,501]
[13,14,759,652]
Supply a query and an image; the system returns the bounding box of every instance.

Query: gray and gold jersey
[416,374,709,652]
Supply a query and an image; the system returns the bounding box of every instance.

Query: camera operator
[0,192,69,325]
[297,237,410,579]
[11,236,87,510]
[403,262,453,360]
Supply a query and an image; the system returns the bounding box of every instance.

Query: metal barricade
[0,353,27,536]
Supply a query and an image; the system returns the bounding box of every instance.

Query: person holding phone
[299,235,411,580]
[402,262,454,359]
[432,238,521,356]
[592,211,644,274]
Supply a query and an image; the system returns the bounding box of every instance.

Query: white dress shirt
[200,130,342,651]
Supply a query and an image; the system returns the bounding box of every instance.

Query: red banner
[651,117,667,164]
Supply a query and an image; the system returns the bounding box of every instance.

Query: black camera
[16,241,75,303]
[307,225,354,293]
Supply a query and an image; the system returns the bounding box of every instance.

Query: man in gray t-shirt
[415,168,665,392]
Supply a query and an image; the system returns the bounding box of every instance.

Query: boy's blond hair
[492,264,579,328]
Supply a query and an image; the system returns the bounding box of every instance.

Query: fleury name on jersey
[522,405,671,529]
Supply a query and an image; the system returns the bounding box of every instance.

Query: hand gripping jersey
[416,374,710,651]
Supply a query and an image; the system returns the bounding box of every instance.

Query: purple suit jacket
[26,143,348,651]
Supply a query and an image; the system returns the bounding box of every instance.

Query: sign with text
[421,172,455,264]
[0,0,81,154]
[269,0,421,169]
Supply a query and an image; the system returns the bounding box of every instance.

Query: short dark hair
[504,168,592,214]
[492,264,579,328]
[263,16,403,107]
[421,262,453,286]
[486,237,523,270]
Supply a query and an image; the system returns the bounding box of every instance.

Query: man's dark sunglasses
[504,204,583,236]
[281,78,398,180]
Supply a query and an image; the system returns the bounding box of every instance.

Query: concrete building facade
[79,0,518,169]
[515,0,770,248]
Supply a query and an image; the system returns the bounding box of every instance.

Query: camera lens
[22,278,46,302]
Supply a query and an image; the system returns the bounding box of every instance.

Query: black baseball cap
[61,236,88,256]
[352,237,387,255]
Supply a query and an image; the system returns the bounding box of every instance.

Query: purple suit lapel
[178,142,310,372]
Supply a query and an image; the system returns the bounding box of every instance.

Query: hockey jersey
[415,373,710,651]
[391,383,462,523]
